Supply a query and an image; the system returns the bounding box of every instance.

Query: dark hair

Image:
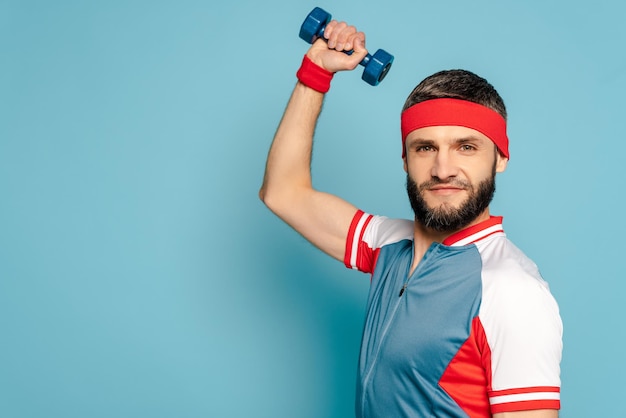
[402,69,507,120]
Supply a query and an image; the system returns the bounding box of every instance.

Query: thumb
[351,36,369,64]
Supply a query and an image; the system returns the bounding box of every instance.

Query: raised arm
[259,21,369,262]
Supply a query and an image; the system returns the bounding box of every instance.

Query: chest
[362,242,484,374]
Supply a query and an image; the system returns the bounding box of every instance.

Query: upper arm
[263,186,358,262]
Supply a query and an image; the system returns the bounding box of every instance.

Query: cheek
[476,166,495,180]
[463,158,497,183]
[407,165,431,184]
[466,171,490,189]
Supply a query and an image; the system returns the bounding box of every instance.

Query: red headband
[400,98,509,158]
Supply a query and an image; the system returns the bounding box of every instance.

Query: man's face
[403,126,508,233]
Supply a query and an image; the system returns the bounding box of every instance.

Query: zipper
[360,244,438,413]
[399,282,408,297]
[360,289,406,413]
[360,251,424,412]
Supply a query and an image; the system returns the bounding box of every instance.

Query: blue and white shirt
[344,211,562,417]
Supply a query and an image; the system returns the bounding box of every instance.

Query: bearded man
[259,18,562,418]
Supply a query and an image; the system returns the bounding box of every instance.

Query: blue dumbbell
[299,7,394,86]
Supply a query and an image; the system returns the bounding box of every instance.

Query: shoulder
[476,236,562,401]
[477,234,562,352]
[477,235,562,385]
[477,234,552,296]
[350,211,414,250]
[345,212,413,272]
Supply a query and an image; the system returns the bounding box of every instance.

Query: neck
[409,208,491,275]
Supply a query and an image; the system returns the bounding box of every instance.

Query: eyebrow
[407,138,435,146]
[455,136,487,145]
[407,135,488,147]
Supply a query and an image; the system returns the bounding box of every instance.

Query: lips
[426,182,469,192]
[428,186,466,197]
[429,185,464,191]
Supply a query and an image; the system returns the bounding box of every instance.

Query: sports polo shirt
[344,210,562,417]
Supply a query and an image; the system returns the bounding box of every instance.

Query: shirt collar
[442,216,504,247]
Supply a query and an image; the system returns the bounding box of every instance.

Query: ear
[496,152,508,173]
[403,157,408,173]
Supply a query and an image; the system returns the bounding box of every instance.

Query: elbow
[258,182,296,216]
[258,174,310,215]
[258,183,278,211]
[258,185,270,206]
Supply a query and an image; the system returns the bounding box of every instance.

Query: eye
[416,145,434,152]
[459,144,476,152]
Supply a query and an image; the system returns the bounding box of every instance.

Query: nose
[430,150,459,180]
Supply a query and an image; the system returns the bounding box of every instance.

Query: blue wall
[1,1,624,416]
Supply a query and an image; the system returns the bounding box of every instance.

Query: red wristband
[296,54,334,93]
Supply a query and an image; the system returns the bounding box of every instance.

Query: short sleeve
[344,210,413,274]
[478,240,563,413]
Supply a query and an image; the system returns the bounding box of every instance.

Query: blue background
[1,1,624,417]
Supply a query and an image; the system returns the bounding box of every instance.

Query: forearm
[259,81,324,207]
[260,22,367,207]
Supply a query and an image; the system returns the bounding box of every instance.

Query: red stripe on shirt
[443,216,503,246]
[490,386,560,397]
[344,210,365,269]
[491,399,560,414]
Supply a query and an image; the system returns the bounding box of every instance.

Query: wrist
[296,54,335,94]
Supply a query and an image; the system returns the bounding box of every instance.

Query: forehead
[406,125,493,145]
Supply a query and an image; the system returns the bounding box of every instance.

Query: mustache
[418,178,471,191]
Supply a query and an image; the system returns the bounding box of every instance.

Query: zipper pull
[399,283,408,297]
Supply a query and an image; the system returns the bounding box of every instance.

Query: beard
[406,169,496,233]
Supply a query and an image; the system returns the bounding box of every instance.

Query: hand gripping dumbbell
[299,7,394,86]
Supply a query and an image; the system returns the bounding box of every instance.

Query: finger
[326,21,347,49]
[352,32,367,55]
[345,33,368,69]
[322,20,338,41]
[346,31,365,53]
[335,24,357,51]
